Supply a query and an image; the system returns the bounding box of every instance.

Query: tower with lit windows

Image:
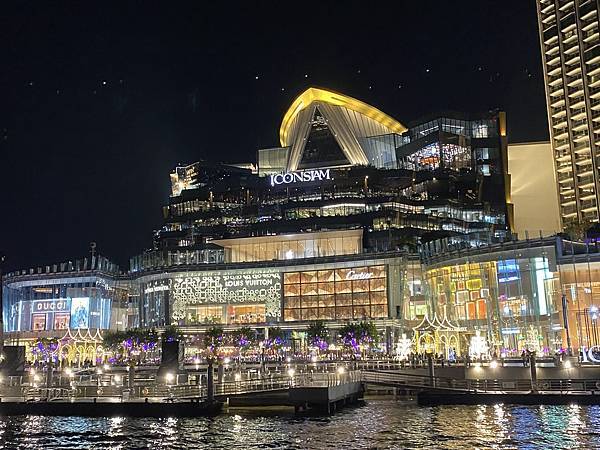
[537,0,600,227]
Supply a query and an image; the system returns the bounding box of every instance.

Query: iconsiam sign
[269,169,332,187]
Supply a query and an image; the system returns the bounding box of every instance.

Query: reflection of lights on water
[166,417,177,426]
[111,416,124,427]
[232,414,243,433]
[568,403,584,437]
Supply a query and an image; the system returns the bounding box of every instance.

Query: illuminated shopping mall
[3,87,599,360]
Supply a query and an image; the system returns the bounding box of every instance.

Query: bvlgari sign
[270,169,332,187]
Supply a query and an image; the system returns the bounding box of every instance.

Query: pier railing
[362,369,600,393]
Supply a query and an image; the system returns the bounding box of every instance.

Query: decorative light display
[395,333,412,361]
[523,326,543,354]
[469,330,489,358]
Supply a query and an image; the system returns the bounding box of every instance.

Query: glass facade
[3,275,130,336]
[559,260,600,351]
[213,230,362,263]
[283,265,388,321]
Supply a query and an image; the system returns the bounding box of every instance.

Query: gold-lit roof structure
[279,87,407,172]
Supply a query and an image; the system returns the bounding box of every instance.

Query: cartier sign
[346,270,373,280]
[270,169,331,187]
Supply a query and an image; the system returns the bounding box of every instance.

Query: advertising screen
[70,297,90,329]
[497,259,520,283]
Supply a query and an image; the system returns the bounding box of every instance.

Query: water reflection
[0,401,598,449]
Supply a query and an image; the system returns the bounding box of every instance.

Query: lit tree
[231,326,256,354]
[306,321,330,352]
[339,323,361,353]
[31,337,59,363]
[204,326,225,358]
[339,321,379,353]
[263,327,285,352]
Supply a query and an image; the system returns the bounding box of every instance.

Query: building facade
[507,141,561,238]
[2,256,133,360]
[537,0,600,226]
[156,88,512,259]
[4,85,582,360]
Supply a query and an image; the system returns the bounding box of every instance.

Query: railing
[291,371,362,388]
[361,369,600,394]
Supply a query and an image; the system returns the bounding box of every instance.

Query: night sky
[1,1,548,272]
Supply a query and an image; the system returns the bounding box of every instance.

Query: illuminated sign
[346,270,373,281]
[144,285,170,294]
[581,346,600,364]
[270,169,331,187]
[32,299,70,312]
[171,272,282,320]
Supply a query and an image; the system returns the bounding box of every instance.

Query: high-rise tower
[537,0,600,226]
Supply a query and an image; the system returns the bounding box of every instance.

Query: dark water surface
[0,400,599,449]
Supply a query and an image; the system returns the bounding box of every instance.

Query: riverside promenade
[2,359,600,416]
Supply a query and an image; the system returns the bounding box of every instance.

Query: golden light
[279,87,407,147]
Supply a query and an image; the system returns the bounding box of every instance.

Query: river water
[0,399,599,449]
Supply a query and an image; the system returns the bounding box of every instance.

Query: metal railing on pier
[361,369,600,394]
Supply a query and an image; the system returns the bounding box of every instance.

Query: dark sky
[1,1,548,272]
